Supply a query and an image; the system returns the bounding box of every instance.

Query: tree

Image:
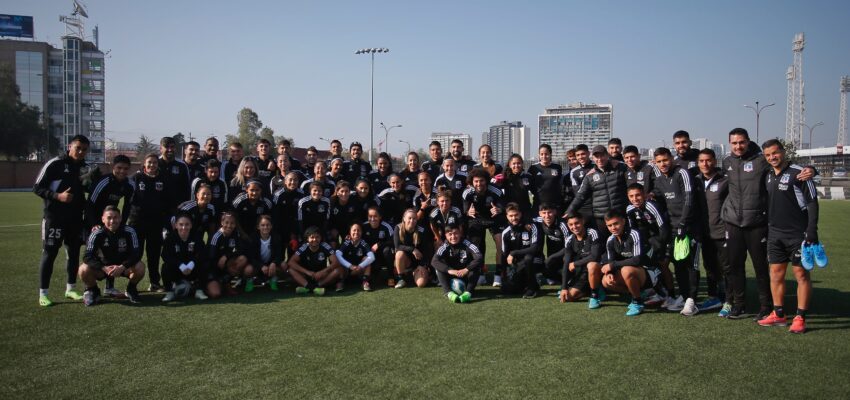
[135,135,158,162]
[236,107,263,149]
[779,138,799,164]
[259,127,275,146]
[173,132,186,158]
[0,64,50,160]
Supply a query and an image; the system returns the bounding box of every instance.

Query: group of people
[34,127,827,333]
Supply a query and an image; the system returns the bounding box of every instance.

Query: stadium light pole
[379,122,402,156]
[744,101,775,144]
[398,139,411,154]
[800,122,824,149]
[355,47,389,164]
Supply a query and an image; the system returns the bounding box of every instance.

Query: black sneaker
[522,289,537,299]
[148,283,163,293]
[125,287,142,304]
[753,307,772,322]
[727,305,747,319]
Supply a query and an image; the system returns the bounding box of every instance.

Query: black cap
[592,145,607,155]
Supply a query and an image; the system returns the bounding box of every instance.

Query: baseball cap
[591,145,607,155]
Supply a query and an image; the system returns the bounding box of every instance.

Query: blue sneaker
[718,302,732,318]
[597,288,607,302]
[626,302,644,316]
[588,297,602,309]
[801,243,815,271]
[812,243,828,268]
[699,297,722,311]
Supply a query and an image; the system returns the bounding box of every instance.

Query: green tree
[173,132,186,158]
[0,64,50,160]
[236,107,263,149]
[135,134,158,162]
[259,127,275,147]
[779,138,799,164]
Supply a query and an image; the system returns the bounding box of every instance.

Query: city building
[484,121,530,163]
[796,146,849,177]
[692,138,725,156]
[538,103,612,158]
[0,8,105,162]
[431,132,472,155]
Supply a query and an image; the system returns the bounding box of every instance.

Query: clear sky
[5,0,850,155]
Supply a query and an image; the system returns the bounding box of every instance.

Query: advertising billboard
[0,14,34,38]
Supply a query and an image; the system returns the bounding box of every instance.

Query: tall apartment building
[0,10,105,162]
[431,132,472,155]
[484,121,530,163]
[538,103,612,158]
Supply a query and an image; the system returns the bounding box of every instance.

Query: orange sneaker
[789,316,806,334]
[758,311,788,327]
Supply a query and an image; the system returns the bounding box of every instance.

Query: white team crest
[155,182,164,191]
[103,238,110,247]
[172,166,179,174]
[637,172,644,180]
[118,238,127,250]
[229,239,236,247]
[318,205,325,213]
[550,170,557,176]
[521,232,529,240]
[455,181,462,189]
[139,182,146,191]
[378,231,385,239]
[188,242,195,252]
[593,174,601,182]
[780,174,790,184]
[318,253,325,261]
[522,178,529,186]
[744,162,753,172]
[689,161,696,169]
[710,184,719,192]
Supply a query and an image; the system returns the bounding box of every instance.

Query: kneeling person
[500,203,543,298]
[559,212,603,305]
[161,213,210,302]
[431,224,483,303]
[288,227,341,295]
[79,206,146,306]
[335,223,375,291]
[600,209,660,316]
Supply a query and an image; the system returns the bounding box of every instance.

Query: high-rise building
[431,132,472,155]
[484,121,530,163]
[0,8,105,162]
[692,138,726,157]
[538,102,612,159]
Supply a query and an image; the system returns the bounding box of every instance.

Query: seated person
[600,209,661,317]
[431,223,483,303]
[392,209,431,289]
[335,223,376,292]
[161,212,210,302]
[287,227,340,295]
[247,214,284,292]
[558,212,603,305]
[208,211,248,297]
[499,203,543,298]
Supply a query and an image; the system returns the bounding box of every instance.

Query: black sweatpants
[671,237,701,301]
[725,224,770,309]
[435,268,481,295]
[134,220,164,286]
[593,216,611,243]
[543,248,566,281]
[162,261,208,291]
[502,253,539,294]
[701,238,728,301]
[39,218,82,290]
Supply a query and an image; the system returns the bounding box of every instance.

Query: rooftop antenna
[59,0,88,39]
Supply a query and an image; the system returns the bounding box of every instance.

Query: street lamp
[744,101,776,143]
[800,122,824,149]
[355,47,390,164]
[379,122,402,156]
[398,139,411,154]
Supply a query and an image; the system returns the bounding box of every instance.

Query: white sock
[66,283,75,292]
[39,289,48,296]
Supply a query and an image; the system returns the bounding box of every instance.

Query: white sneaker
[394,279,406,289]
[104,287,123,297]
[645,293,665,307]
[546,279,558,286]
[680,298,698,316]
[666,295,685,311]
[162,291,176,302]
[477,275,488,285]
[492,275,502,287]
[194,289,208,300]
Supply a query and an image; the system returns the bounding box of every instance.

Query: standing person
[78,206,146,306]
[231,180,274,235]
[277,139,303,173]
[600,210,660,317]
[182,141,205,182]
[421,141,444,181]
[247,215,284,292]
[528,144,565,213]
[499,203,542,298]
[434,157,467,210]
[392,209,432,288]
[694,149,730,315]
[175,184,217,238]
[300,162,336,199]
[328,181,357,246]
[228,158,259,198]
[502,154,533,219]
[161,212,210,302]
[127,154,168,292]
[565,145,629,240]
[722,128,815,320]
[221,141,244,184]
[199,137,220,168]
[449,139,476,175]
[342,142,372,184]
[378,174,411,225]
[86,155,133,229]
[302,146,320,179]
[413,172,438,255]
[473,144,503,178]
[399,152,422,187]
[287,227,341,295]
[326,158,344,183]
[566,149,578,170]
[270,153,303,194]
[352,178,381,224]
[368,152,394,194]
[432,224,483,303]
[462,169,505,286]
[159,136,192,214]
[567,144,594,227]
[623,145,655,194]
[429,191,464,248]
[192,159,228,218]
[757,139,820,333]
[607,138,624,162]
[672,130,700,173]
[272,172,305,256]
[652,147,700,315]
[325,139,345,167]
[559,212,603,304]
[335,223,375,291]
[33,135,92,306]
[252,138,276,190]
[297,182,331,238]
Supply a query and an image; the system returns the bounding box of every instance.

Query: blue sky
[6,0,850,154]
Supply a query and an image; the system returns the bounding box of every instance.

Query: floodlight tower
[786,33,806,149]
[839,76,849,147]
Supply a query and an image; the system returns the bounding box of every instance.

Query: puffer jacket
[721,142,768,228]
[566,161,628,218]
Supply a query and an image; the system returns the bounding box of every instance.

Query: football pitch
[1,192,849,399]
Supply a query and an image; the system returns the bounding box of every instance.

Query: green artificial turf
[1,192,848,399]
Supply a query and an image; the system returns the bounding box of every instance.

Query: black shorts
[767,236,803,264]
[42,218,83,251]
[566,268,589,292]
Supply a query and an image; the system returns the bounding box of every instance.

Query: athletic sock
[797,308,807,318]
[105,277,114,290]
[395,274,404,282]
[590,289,599,299]
[361,275,369,282]
[774,306,784,318]
[66,283,75,292]
[127,282,137,292]
[39,289,48,296]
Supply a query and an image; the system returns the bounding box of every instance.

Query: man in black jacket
[559,212,603,304]
[158,136,191,214]
[33,135,93,306]
[722,128,814,320]
[601,209,660,317]
[567,144,594,228]
[672,130,700,174]
[565,145,629,241]
[623,145,655,193]
[432,224,483,303]
[500,204,542,298]
[695,149,730,315]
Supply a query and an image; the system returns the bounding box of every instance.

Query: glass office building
[538,103,613,159]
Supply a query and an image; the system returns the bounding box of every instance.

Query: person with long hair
[208,211,248,297]
[352,178,381,224]
[247,214,284,292]
[175,183,216,238]
[161,212,209,302]
[300,161,336,198]
[368,152,394,194]
[335,223,375,292]
[377,174,410,226]
[228,157,259,199]
[273,172,306,258]
[501,154,533,218]
[329,181,358,246]
[473,144,503,177]
[392,209,432,288]
[127,153,168,292]
[400,152,422,187]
